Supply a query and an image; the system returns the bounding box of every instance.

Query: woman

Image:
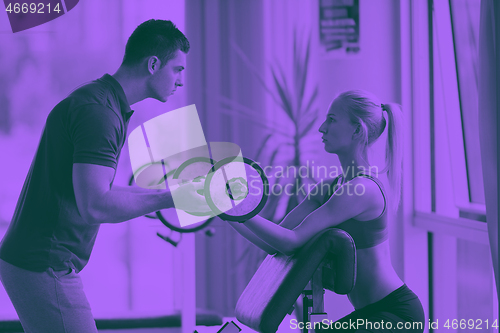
[226,90,425,332]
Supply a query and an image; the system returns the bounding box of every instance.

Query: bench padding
[235,228,356,333]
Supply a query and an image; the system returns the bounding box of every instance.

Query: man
[0,19,207,333]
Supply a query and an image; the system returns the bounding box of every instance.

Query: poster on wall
[319,0,360,57]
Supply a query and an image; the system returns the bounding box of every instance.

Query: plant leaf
[218,103,292,137]
[278,64,293,109]
[255,133,274,162]
[268,147,281,168]
[217,95,291,133]
[303,86,319,116]
[293,28,298,79]
[293,29,301,115]
[272,66,294,121]
[299,117,318,138]
[231,41,285,110]
[297,36,311,116]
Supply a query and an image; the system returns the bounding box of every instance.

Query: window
[421,0,486,220]
[449,0,484,205]
[412,1,498,330]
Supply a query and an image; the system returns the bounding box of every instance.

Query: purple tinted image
[0,0,497,332]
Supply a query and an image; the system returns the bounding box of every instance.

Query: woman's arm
[226,184,323,255]
[227,223,278,255]
[244,177,379,255]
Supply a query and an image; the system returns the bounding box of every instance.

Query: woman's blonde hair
[334,90,403,210]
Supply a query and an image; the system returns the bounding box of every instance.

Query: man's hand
[171,178,211,214]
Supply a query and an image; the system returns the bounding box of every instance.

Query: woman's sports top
[326,174,389,249]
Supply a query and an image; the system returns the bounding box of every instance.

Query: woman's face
[318,100,359,154]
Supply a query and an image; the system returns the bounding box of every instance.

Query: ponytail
[381,103,403,211]
[334,90,404,212]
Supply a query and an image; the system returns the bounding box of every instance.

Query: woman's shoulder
[350,174,386,196]
[307,176,342,204]
[312,175,385,221]
[345,175,386,218]
[344,175,384,195]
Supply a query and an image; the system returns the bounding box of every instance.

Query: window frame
[409,0,496,327]
[414,0,487,225]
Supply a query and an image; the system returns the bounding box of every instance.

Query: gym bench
[235,228,357,333]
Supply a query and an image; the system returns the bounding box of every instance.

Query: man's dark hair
[122,19,190,68]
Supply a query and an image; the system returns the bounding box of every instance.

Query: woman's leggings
[0,258,98,333]
[323,284,425,332]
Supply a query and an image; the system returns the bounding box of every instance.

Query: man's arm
[73,163,175,225]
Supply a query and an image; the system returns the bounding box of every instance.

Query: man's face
[147,49,186,102]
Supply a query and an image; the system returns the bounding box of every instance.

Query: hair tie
[381,104,387,111]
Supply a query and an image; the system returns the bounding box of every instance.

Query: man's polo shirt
[0,74,134,272]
